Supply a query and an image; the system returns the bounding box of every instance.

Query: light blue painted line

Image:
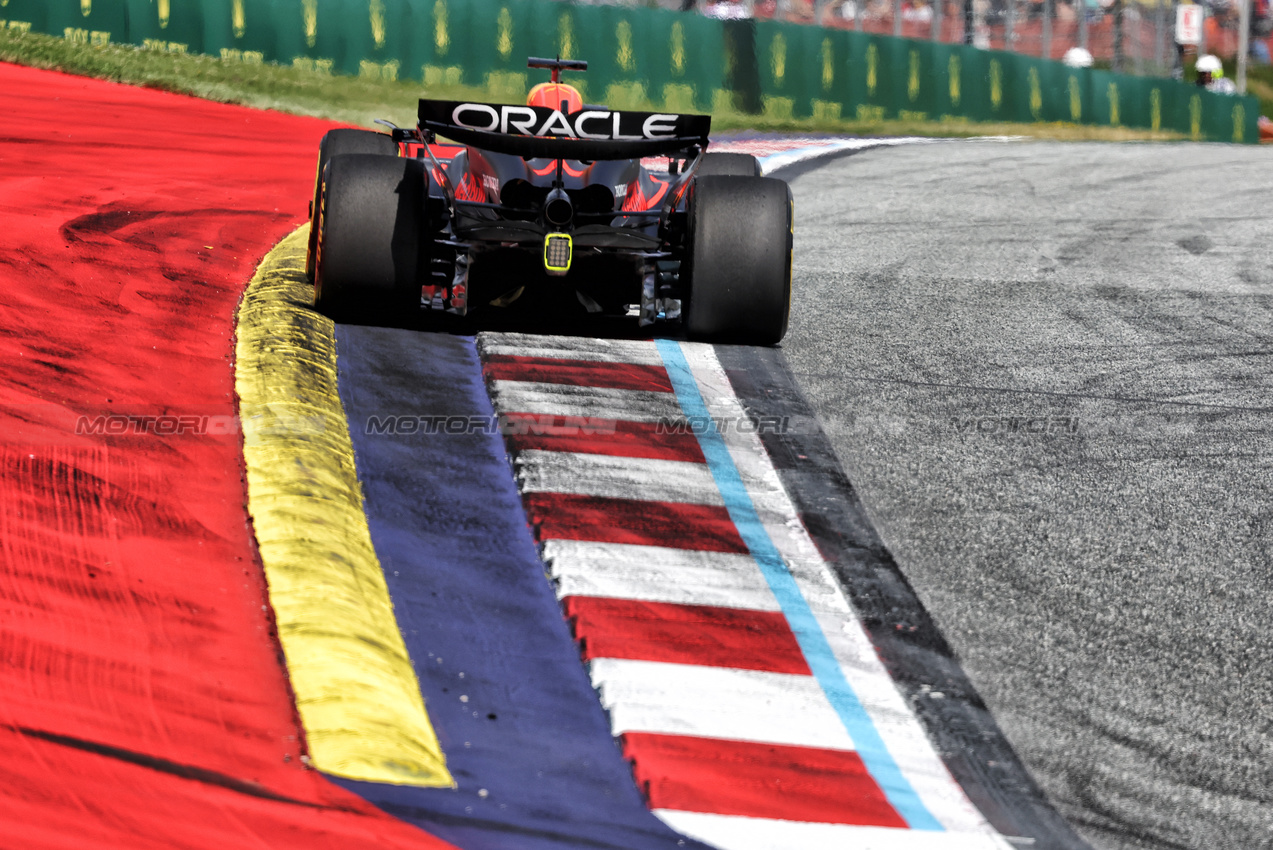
[654,338,943,832]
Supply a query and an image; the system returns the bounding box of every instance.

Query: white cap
[1196,54,1222,73]
[1063,47,1093,68]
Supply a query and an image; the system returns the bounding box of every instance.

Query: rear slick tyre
[695,151,763,177]
[306,129,398,280]
[313,154,426,326]
[683,175,792,346]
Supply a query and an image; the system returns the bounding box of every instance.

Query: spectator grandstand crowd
[667,0,1273,75]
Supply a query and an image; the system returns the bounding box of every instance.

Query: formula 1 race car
[306,57,792,345]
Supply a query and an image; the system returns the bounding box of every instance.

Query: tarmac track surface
[781,141,1273,850]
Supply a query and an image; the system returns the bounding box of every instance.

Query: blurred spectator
[864,0,891,21]
[1063,46,1094,66]
[1252,0,1272,63]
[704,0,752,17]
[902,0,934,23]
[1195,54,1237,92]
[787,0,817,22]
[834,0,859,22]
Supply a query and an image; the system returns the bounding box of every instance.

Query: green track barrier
[124,0,205,53]
[1,0,1258,142]
[1039,61,1089,124]
[848,33,893,123]
[1008,54,1045,124]
[959,48,994,122]
[930,42,966,121]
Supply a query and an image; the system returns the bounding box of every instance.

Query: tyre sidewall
[314,154,427,324]
[684,175,792,345]
[306,129,398,279]
[696,152,764,177]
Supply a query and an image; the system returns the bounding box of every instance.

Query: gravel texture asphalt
[780,140,1273,850]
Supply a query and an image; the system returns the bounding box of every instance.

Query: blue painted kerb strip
[655,339,943,832]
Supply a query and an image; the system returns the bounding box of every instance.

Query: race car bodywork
[307,57,793,345]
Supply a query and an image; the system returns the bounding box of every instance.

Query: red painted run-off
[622,733,907,828]
[564,596,812,675]
[502,413,706,462]
[0,63,452,849]
[483,355,675,393]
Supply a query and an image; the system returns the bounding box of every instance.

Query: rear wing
[418,99,711,160]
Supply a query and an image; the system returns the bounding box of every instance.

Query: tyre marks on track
[480,333,1010,850]
[0,61,460,850]
[714,345,1096,850]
